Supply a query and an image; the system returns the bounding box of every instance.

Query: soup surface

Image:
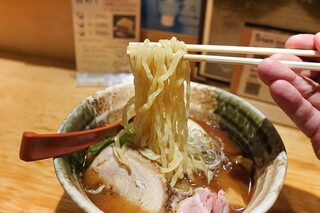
[82,119,254,213]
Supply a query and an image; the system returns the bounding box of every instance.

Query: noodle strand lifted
[120,37,226,187]
[125,37,190,186]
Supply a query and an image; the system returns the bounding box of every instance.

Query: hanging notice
[72,0,140,86]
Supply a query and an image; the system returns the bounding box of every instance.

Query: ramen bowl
[53,82,287,213]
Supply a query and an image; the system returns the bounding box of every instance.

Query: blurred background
[0,1,74,64]
[0,0,319,126]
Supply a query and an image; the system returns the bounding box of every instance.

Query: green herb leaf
[89,137,114,152]
[87,128,137,162]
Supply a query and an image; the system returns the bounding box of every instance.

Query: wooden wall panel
[0,0,75,64]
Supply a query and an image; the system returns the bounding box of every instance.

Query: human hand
[257,33,320,159]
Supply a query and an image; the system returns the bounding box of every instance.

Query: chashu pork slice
[88,146,170,213]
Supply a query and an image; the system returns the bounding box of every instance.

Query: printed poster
[72,0,140,86]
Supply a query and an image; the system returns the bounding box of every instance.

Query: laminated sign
[229,26,298,127]
[72,0,140,86]
[231,26,292,103]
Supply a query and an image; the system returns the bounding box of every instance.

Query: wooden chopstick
[184,54,320,71]
[129,42,320,57]
[127,43,320,71]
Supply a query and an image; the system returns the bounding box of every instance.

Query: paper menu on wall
[72,0,140,86]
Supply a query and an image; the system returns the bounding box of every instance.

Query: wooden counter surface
[1,55,319,213]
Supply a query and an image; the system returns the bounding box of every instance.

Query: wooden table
[1,55,319,212]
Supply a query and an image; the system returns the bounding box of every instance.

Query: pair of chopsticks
[128,42,320,71]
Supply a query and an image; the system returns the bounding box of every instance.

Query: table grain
[1,55,319,213]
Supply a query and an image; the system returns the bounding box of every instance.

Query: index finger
[285,34,316,50]
[286,33,320,64]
